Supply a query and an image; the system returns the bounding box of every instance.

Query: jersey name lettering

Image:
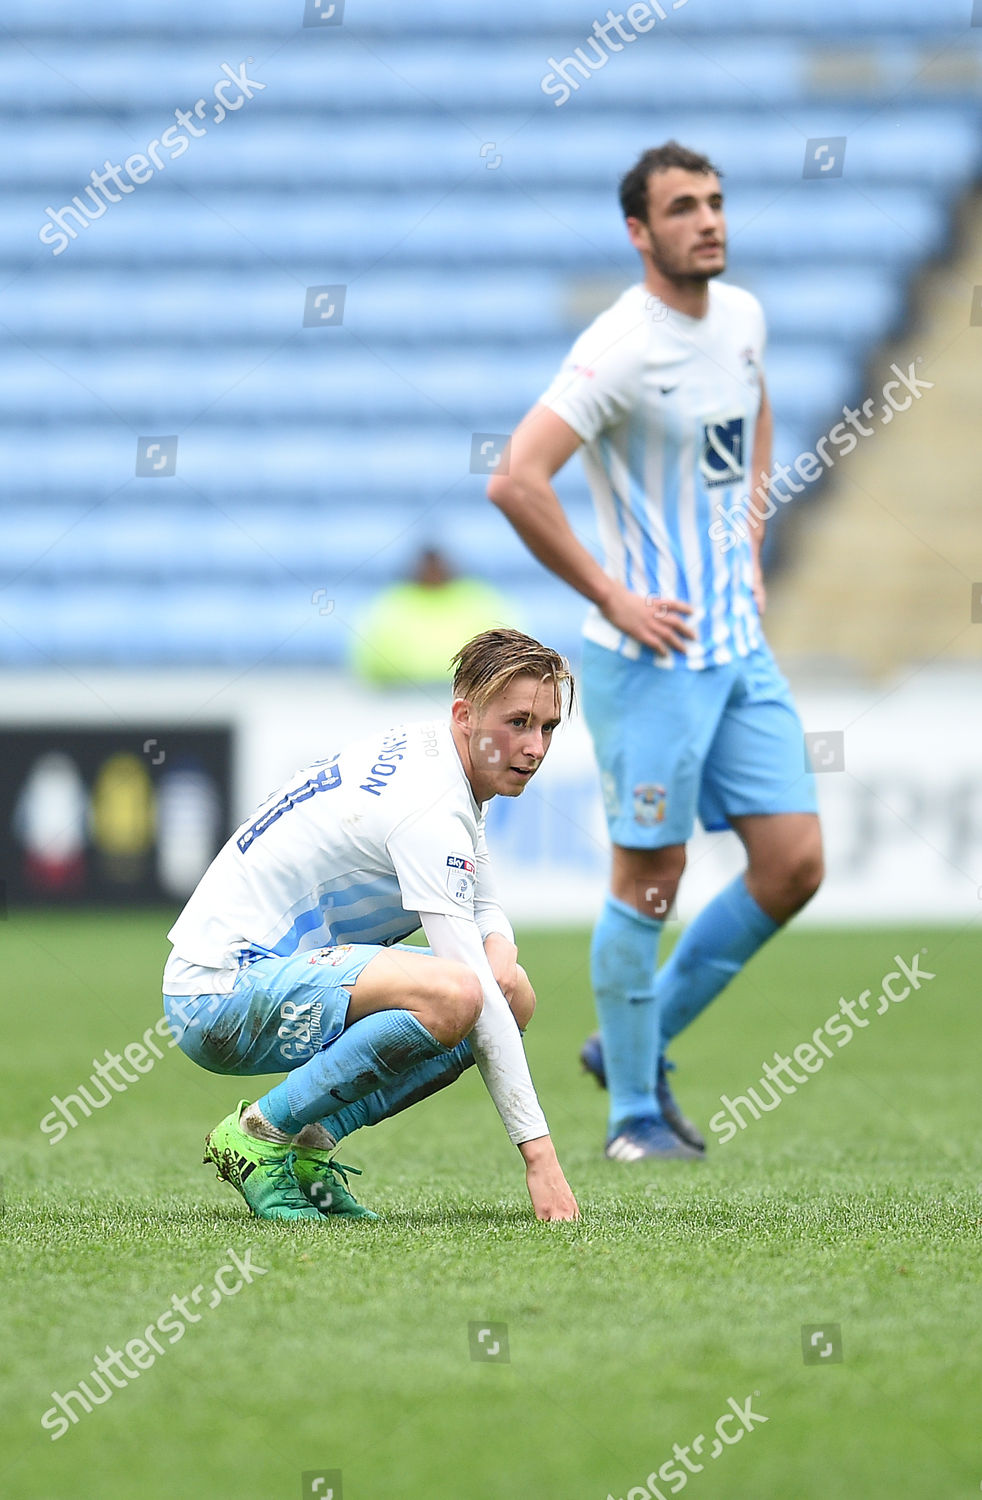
[236,761,341,853]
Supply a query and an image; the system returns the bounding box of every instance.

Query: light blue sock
[656,875,778,1045]
[591,894,664,1135]
[257,1010,448,1135]
[325,1039,474,1141]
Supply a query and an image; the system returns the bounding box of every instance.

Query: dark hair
[618,141,722,223]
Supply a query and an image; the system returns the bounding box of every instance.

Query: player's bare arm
[748,375,773,614]
[489,404,695,657]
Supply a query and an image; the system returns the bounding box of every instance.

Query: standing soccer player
[162,629,579,1221]
[488,142,823,1162]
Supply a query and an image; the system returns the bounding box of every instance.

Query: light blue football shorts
[164,942,429,1076]
[581,637,818,850]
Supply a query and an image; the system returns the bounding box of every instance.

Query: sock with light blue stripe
[656,875,778,1045]
[591,895,664,1135]
[324,1039,475,1140]
[257,1009,448,1135]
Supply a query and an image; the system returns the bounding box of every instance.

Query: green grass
[1,911,979,1500]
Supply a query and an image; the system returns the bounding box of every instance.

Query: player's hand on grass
[600,581,695,656]
[519,1137,580,1221]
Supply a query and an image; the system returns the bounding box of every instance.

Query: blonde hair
[450,628,575,716]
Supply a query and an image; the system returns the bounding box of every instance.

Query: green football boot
[290,1146,378,1221]
[202,1100,322,1222]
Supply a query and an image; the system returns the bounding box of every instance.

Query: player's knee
[612,844,686,915]
[451,966,484,1040]
[426,962,483,1046]
[509,965,536,1031]
[634,855,685,916]
[785,844,824,910]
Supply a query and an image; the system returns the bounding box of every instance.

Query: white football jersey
[164,719,500,994]
[540,279,766,670]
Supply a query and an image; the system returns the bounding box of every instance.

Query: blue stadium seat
[0,271,566,346]
[13,112,979,194]
[747,270,906,347]
[0,265,908,355]
[6,40,977,118]
[1,0,974,32]
[0,342,861,434]
[0,2,977,664]
[0,347,564,424]
[10,187,951,269]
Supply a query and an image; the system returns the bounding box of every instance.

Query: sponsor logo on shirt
[446,853,476,904]
[699,415,746,489]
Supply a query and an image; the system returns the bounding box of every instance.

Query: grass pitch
[1,910,979,1500]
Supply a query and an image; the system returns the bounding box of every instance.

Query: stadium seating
[1,1,979,665]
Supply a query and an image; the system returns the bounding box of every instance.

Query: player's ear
[625,215,651,255]
[451,696,474,733]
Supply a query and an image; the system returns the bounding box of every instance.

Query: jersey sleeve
[385,807,478,920]
[538,306,645,444]
[472,821,515,944]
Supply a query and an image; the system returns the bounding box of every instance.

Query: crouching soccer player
[161,629,579,1224]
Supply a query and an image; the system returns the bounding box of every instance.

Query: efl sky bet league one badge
[446,853,476,904]
[633,783,667,826]
[307,945,355,966]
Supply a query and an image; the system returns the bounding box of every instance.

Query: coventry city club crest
[307,945,354,966]
[633,783,667,826]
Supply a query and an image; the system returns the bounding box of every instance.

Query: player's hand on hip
[601,582,695,656]
[520,1137,580,1221]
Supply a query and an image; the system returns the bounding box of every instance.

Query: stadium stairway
[766,190,982,680]
[1,1,980,666]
